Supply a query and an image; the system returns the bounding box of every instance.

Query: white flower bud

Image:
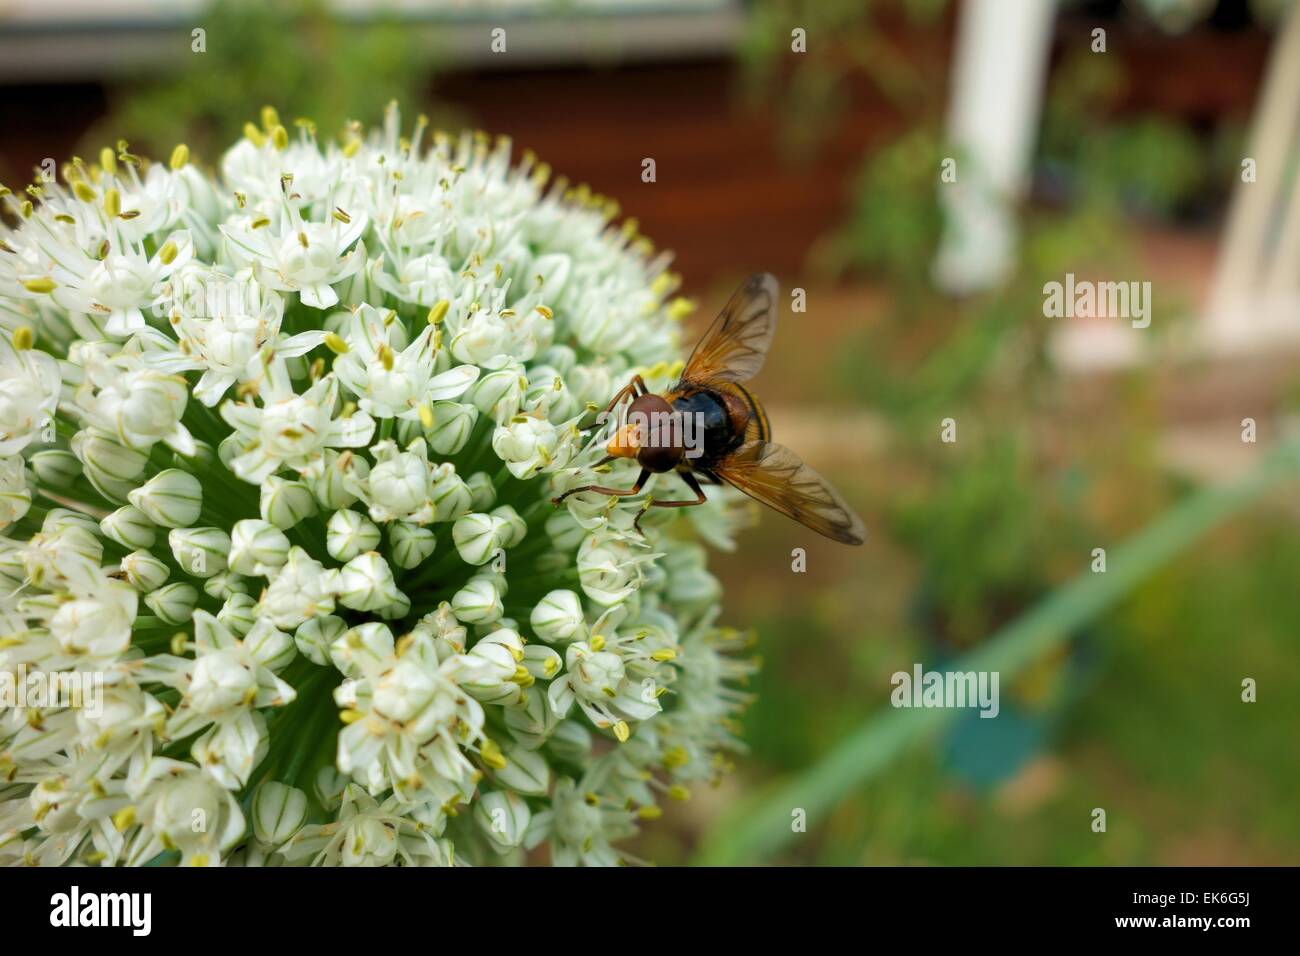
[259,546,336,629]
[260,476,317,530]
[148,772,226,852]
[326,509,382,562]
[100,505,156,549]
[146,581,199,624]
[546,719,593,764]
[203,571,249,600]
[577,532,646,606]
[252,781,308,846]
[313,765,347,813]
[475,789,530,850]
[522,643,563,682]
[217,592,257,635]
[389,521,436,569]
[366,440,434,524]
[190,649,257,715]
[451,575,503,624]
[544,508,587,551]
[492,744,552,795]
[29,449,81,488]
[42,508,99,537]
[531,589,586,643]
[72,430,150,481]
[429,465,472,523]
[492,415,558,479]
[128,468,202,528]
[467,360,525,422]
[465,470,496,512]
[337,552,404,612]
[169,526,231,578]
[309,449,369,509]
[48,575,137,659]
[491,505,527,548]
[229,519,291,576]
[121,549,170,592]
[294,614,347,666]
[451,309,510,365]
[0,457,31,531]
[452,512,505,566]
[217,433,243,470]
[243,618,296,672]
[329,621,395,678]
[427,401,478,455]
[566,641,626,703]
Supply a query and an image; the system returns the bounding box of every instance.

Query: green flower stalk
[0,104,758,867]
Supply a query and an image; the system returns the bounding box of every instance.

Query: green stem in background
[694,441,1300,866]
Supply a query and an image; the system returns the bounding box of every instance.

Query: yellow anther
[158,241,179,265]
[243,122,266,147]
[104,188,121,218]
[418,403,434,429]
[12,326,34,350]
[480,737,507,769]
[589,634,606,652]
[72,180,96,203]
[323,332,349,354]
[637,805,663,820]
[650,648,677,663]
[22,277,54,294]
[662,746,690,768]
[613,720,631,743]
[261,105,281,131]
[112,806,136,831]
[100,147,117,175]
[427,299,449,325]
[339,709,364,724]
[170,144,190,170]
[271,125,289,151]
[667,297,696,321]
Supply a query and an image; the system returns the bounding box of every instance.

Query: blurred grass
[697,442,1300,864]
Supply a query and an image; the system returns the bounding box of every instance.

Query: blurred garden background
[3,0,1299,865]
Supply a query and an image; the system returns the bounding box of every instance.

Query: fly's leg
[552,467,650,506]
[577,375,649,433]
[633,471,708,535]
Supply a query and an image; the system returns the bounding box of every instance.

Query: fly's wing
[679,273,779,386]
[712,440,866,545]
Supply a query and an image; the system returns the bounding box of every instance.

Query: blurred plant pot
[908,572,1098,790]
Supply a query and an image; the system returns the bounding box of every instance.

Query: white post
[1207,1,1300,350]
[932,0,1057,295]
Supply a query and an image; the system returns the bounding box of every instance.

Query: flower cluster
[0,105,758,866]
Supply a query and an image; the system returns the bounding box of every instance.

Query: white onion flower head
[0,107,758,868]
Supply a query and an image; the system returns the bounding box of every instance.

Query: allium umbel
[0,105,758,866]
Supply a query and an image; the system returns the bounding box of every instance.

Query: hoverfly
[554,273,866,545]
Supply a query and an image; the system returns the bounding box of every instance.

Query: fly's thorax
[670,387,745,468]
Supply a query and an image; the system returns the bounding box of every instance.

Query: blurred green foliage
[704,1,1300,866]
[86,0,453,161]
[729,503,1300,864]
